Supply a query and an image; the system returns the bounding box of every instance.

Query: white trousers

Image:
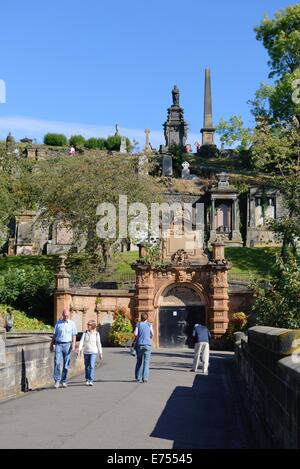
[192,342,209,373]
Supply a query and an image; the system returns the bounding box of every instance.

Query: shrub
[97,138,107,150]
[109,306,133,346]
[69,135,86,150]
[0,266,54,315]
[0,304,52,330]
[84,138,98,149]
[106,136,132,152]
[226,312,248,342]
[106,135,121,151]
[252,254,300,329]
[43,133,68,146]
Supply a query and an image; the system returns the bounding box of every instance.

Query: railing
[228,271,269,284]
[70,270,268,289]
[70,272,136,290]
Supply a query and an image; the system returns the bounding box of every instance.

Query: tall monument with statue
[161,85,188,152]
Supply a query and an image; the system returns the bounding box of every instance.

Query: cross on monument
[144,128,151,152]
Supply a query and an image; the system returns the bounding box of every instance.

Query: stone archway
[157,283,207,348]
[132,241,230,347]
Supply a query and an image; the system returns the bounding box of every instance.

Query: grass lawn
[0,248,278,277]
[0,255,60,274]
[225,247,279,275]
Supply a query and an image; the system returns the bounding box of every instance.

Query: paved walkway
[0,348,258,449]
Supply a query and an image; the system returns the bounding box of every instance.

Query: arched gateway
[158,283,206,348]
[132,239,230,348]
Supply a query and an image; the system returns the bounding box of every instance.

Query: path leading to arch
[0,348,258,449]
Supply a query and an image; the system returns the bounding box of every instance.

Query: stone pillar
[209,241,229,338]
[138,244,147,258]
[134,267,156,343]
[211,198,216,230]
[232,199,238,231]
[212,240,225,261]
[54,256,72,323]
[209,269,229,338]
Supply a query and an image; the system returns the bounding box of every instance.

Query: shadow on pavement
[150,356,249,449]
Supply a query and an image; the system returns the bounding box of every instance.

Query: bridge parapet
[236,326,300,448]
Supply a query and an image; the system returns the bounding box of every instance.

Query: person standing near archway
[191,322,211,374]
[134,312,153,383]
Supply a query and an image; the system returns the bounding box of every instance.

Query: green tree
[252,254,300,329]
[255,5,300,78]
[0,149,39,250]
[106,135,132,152]
[251,5,300,122]
[29,154,160,269]
[168,143,185,177]
[43,133,68,146]
[69,135,86,150]
[252,117,300,257]
[84,137,98,149]
[216,115,253,150]
[96,138,107,150]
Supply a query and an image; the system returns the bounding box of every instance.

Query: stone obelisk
[200,68,215,146]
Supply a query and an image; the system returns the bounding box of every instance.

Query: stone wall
[228,288,253,318]
[54,279,251,348]
[0,330,85,402]
[54,288,135,345]
[236,326,300,448]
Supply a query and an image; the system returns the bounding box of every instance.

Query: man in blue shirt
[50,308,77,388]
[134,312,154,383]
[191,322,211,374]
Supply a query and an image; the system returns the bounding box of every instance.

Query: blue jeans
[54,342,72,383]
[84,353,97,382]
[135,345,152,381]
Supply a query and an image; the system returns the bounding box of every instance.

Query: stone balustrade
[0,330,85,402]
[236,326,300,448]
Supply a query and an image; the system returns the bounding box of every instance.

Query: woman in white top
[79,320,103,386]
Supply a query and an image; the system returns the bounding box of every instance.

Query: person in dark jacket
[191,322,211,374]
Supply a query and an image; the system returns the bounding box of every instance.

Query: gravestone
[138,154,148,176]
[181,161,190,179]
[162,154,173,177]
[120,137,127,154]
[144,128,152,153]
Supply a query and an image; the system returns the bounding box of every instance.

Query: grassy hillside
[0,304,52,330]
[0,248,278,276]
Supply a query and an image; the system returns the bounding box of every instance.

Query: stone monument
[181,161,190,179]
[162,85,188,151]
[144,128,152,153]
[120,136,127,154]
[200,68,216,147]
[114,124,120,136]
[208,173,243,247]
[162,154,173,177]
[138,154,148,177]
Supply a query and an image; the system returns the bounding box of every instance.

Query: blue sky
[0,0,295,149]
